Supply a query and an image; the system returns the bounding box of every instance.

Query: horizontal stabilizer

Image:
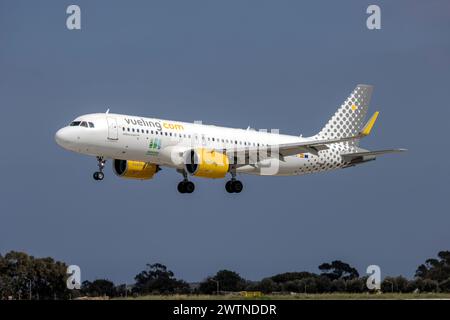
[341,148,407,162]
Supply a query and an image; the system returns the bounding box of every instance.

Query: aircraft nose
[55,127,72,148]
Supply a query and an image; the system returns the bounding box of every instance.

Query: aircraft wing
[224,112,381,164]
[276,136,357,157]
[224,135,363,165]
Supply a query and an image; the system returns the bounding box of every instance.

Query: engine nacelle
[184,149,229,179]
[113,160,159,180]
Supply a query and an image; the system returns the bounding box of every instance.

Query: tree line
[1,250,450,299]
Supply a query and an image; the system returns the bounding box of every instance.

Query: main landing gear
[93,156,106,181]
[177,170,195,194]
[225,171,243,193]
[175,170,243,194]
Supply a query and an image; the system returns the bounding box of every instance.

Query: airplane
[55,84,405,194]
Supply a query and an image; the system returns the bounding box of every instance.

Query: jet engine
[113,160,159,180]
[184,149,229,179]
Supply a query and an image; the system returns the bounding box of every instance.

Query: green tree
[297,277,318,294]
[315,276,332,293]
[115,283,131,297]
[415,250,450,291]
[133,263,189,294]
[281,280,303,293]
[0,251,69,300]
[345,278,366,293]
[270,272,317,284]
[256,278,279,293]
[330,279,346,292]
[81,279,117,297]
[381,276,409,293]
[198,270,247,294]
[406,278,439,293]
[439,278,450,292]
[319,260,359,281]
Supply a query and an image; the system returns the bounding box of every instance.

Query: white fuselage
[55,113,349,177]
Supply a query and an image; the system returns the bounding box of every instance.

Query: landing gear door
[106,117,119,140]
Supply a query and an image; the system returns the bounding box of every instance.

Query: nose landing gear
[93,156,106,181]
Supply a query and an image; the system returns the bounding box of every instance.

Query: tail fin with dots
[315,84,373,147]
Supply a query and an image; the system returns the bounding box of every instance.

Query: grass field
[120,293,450,300]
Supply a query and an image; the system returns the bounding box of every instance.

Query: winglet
[360,111,379,136]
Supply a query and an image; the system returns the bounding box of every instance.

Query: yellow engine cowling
[113,160,159,180]
[184,149,229,179]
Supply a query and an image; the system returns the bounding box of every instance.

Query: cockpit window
[88,122,94,128]
[70,121,81,126]
[80,121,88,127]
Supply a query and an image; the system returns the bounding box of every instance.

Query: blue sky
[1,0,449,284]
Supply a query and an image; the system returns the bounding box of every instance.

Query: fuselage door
[107,117,119,140]
[201,134,207,147]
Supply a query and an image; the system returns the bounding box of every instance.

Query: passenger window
[122,127,125,131]
[132,128,135,132]
[127,128,130,132]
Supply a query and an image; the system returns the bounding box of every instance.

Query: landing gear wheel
[232,180,243,193]
[185,181,195,194]
[177,181,186,193]
[177,181,195,194]
[225,181,234,193]
[93,172,104,181]
[225,180,243,193]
